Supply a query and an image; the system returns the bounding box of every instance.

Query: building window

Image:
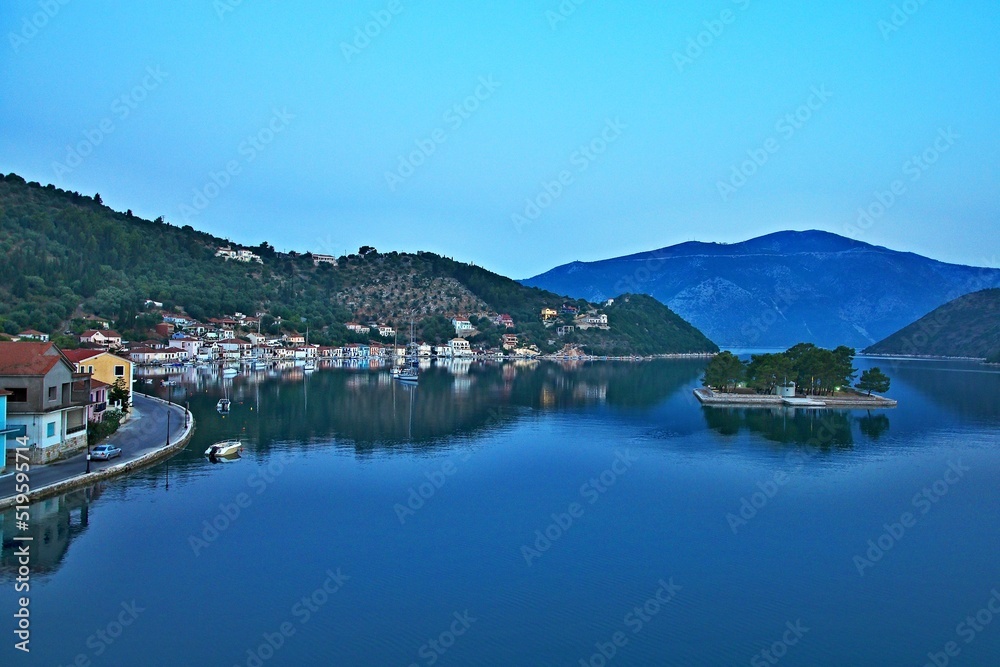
[5,388,27,402]
[114,365,125,376]
[46,422,56,438]
[48,386,57,401]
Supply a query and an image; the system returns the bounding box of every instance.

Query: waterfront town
[0,293,625,476]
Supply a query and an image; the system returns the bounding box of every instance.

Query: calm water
[2,357,999,666]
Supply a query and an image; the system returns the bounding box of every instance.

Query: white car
[91,445,122,460]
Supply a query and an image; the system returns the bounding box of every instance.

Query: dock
[693,387,897,409]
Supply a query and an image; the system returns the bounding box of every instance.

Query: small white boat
[222,367,239,377]
[205,440,243,457]
[216,398,231,412]
[304,360,316,373]
[396,368,419,385]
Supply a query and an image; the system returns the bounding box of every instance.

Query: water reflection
[701,406,891,448]
[136,359,706,451]
[0,486,103,580]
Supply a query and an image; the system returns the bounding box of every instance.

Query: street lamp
[86,451,91,474]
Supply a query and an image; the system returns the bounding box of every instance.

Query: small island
[694,344,897,409]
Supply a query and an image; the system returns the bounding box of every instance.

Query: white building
[312,254,338,267]
[452,318,473,334]
[167,336,201,359]
[216,247,263,263]
[448,338,472,357]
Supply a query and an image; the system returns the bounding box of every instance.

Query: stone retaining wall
[0,400,195,510]
[693,387,897,408]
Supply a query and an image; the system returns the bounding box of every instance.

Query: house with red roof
[0,342,91,463]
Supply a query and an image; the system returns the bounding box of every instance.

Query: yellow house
[541,308,558,321]
[62,349,134,410]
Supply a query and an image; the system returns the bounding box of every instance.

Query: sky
[1,1,997,278]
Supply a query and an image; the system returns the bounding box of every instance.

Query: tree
[109,377,131,412]
[746,353,793,394]
[94,192,103,205]
[703,351,745,392]
[855,367,891,396]
[831,345,858,389]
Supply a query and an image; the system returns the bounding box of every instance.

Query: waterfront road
[0,393,189,502]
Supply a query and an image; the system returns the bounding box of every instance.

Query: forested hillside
[865,288,1000,360]
[0,173,716,354]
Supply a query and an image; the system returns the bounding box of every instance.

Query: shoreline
[0,395,195,510]
[693,387,897,409]
[859,352,990,362]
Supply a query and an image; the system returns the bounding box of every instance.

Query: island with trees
[695,344,897,408]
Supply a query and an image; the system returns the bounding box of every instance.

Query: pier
[693,387,897,409]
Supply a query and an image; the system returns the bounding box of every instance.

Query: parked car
[91,445,122,460]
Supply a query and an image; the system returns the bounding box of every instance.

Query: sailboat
[217,377,232,413]
[395,319,419,385]
[390,326,403,377]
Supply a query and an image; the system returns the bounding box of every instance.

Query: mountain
[864,288,1000,359]
[522,230,1000,349]
[0,173,716,355]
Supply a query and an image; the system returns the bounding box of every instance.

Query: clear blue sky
[2,1,997,277]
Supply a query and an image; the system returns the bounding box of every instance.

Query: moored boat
[205,440,243,457]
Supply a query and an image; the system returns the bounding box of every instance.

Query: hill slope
[0,173,716,355]
[522,230,1000,348]
[864,288,1000,359]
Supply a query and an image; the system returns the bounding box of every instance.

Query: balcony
[94,402,107,413]
[69,375,93,407]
